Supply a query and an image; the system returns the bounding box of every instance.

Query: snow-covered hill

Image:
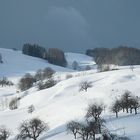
[0,48,73,77]
[65,52,96,70]
[0,48,140,140]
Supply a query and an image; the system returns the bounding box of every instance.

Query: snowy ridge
[0,48,140,140]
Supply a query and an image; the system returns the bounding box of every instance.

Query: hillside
[0,48,140,140]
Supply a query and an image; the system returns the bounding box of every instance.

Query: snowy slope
[0,48,140,140]
[65,52,96,69]
[0,48,73,77]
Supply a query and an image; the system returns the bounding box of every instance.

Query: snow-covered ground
[0,48,140,140]
[65,52,96,70]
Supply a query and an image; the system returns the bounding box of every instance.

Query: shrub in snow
[65,74,73,79]
[79,81,92,92]
[0,126,11,140]
[28,105,35,114]
[97,64,110,72]
[72,61,79,70]
[17,118,49,140]
[43,67,55,79]
[9,97,19,110]
[34,69,44,81]
[85,65,91,71]
[38,78,56,90]
[18,73,36,91]
[0,77,14,87]
[34,67,55,81]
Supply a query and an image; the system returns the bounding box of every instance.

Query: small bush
[18,73,36,91]
[65,74,73,79]
[79,81,92,92]
[0,77,14,87]
[28,105,35,114]
[38,78,56,90]
[9,97,19,110]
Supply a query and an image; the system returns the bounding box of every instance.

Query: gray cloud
[45,6,95,52]
[0,0,140,52]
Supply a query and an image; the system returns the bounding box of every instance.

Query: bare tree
[17,118,49,140]
[79,81,92,92]
[38,78,56,90]
[0,126,11,140]
[120,90,132,113]
[65,74,73,79]
[86,103,104,133]
[129,96,140,114]
[111,100,121,118]
[67,121,80,139]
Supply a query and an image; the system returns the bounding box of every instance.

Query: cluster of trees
[0,77,14,87]
[47,48,67,67]
[0,118,49,140]
[111,90,140,118]
[67,103,105,140]
[18,67,56,91]
[86,46,140,66]
[22,44,67,67]
[67,103,129,140]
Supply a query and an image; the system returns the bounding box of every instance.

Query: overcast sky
[0,0,140,52]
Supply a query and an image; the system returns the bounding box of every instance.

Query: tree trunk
[135,108,137,114]
[126,108,129,113]
[93,134,95,140]
[116,112,118,118]
[130,108,132,113]
[74,133,76,139]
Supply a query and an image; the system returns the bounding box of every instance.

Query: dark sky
[0,0,140,52]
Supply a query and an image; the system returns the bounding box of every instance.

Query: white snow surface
[0,48,140,140]
[65,52,96,69]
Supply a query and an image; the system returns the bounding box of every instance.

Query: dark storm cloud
[45,6,96,52]
[0,0,140,52]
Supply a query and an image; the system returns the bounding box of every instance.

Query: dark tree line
[22,44,67,67]
[111,90,140,118]
[86,46,140,66]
